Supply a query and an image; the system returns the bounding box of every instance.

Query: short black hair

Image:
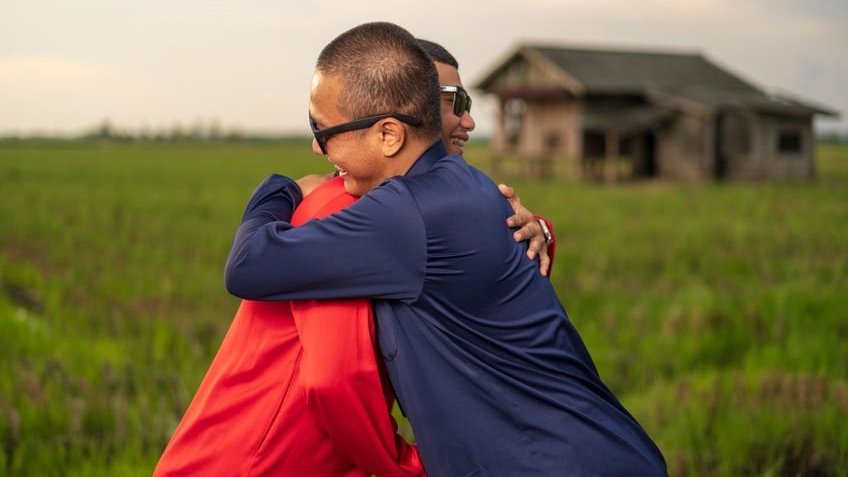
[316,22,441,142]
[416,38,459,69]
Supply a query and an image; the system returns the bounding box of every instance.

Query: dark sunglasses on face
[440,85,472,117]
[309,113,422,155]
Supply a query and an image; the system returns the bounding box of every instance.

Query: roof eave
[473,44,585,96]
[474,45,525,91]
[767,93,840,118]
[521,46,585,96]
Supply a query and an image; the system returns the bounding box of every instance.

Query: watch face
[537,219,552,244]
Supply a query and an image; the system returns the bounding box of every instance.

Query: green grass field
[1,140,846,476]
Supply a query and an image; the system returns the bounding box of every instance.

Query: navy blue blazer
[226,142,667,477]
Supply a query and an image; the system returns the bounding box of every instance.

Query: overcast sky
[1,0,845,136]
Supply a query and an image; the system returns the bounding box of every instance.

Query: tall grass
[1,141,846,476]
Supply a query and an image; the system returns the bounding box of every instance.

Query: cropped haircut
[416,38,459,69]
[316,22,442,142]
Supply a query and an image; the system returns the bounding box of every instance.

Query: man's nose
[462,111,476,132]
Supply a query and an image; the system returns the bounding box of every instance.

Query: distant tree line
[817,130,848,144]
[2,119,846,144]
[0,119,311,143]
[82,119,246,142]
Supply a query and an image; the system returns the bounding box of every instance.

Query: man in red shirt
[154,39,554,476]
[155,176,424,476]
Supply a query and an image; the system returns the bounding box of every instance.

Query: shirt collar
[406,140,448,178]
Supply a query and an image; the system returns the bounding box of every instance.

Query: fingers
[506,205,533,229]
[501,183,537,230]
[507,211,527,228]
[523,229,546,260]
[502,184,549,277]
[537,247,551,277]
[500,184,522,219]
[509,213,551,277]
[513,219,544,246]
[501,185,520,209]
[515,224,551,276]
[512,214,543,240]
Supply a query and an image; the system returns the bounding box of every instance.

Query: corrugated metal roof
[477,44,837,117]
[533,46,761,95]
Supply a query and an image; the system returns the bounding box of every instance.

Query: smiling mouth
[450,137,466,148]
[328,158,348,176]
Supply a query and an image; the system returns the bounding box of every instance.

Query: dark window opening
[638,132,657,178]
[619,137,633,156]
[583,131,605,157]
[777,130,802,154]
[504,98,526,150]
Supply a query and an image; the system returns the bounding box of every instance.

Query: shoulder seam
[392,179,428,304]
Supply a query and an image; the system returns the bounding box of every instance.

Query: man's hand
[499,183,551,277]
[296,173,335,197]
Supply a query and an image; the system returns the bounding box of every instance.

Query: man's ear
[378,119,406,157]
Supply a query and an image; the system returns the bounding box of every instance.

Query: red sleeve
[292,299,426,477]
[535,215,556,277]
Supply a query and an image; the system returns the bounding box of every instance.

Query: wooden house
[475,44,838,180]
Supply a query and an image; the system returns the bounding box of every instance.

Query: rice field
[1,140,846,476]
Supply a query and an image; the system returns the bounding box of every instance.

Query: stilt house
[475,44,838,180]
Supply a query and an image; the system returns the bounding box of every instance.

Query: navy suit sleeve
[225,177,427,302]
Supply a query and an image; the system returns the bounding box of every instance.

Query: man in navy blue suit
[226,22,667,477]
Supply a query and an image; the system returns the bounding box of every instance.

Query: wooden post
[495,97,507,154]
[491,98,507,177]
[605,130,619,183]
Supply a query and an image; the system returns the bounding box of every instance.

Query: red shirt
[154,177,424,476]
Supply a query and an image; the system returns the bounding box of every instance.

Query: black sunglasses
[309,113,422,155]
[440,85,472,117]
